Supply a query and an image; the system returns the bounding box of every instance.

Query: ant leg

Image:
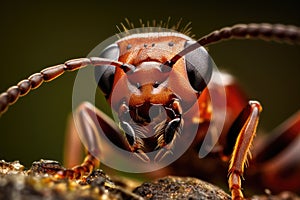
[56,152,99,179]
[252,111,300,192]
[54,104,102,179]
[222,101,262,200]
[56,102,132,179]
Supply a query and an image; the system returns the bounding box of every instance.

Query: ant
[1,21,299,199]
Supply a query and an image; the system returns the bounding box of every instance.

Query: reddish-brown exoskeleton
[0,22,300,199]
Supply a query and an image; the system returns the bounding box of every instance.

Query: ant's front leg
[57,102,132,179]
[222,101,262,200]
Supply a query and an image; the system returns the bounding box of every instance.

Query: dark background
[0,1,299,168]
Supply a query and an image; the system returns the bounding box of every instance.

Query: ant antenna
[168,23,300,67]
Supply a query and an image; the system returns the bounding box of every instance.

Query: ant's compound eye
[184,40,213,93]
[94,43,120,97]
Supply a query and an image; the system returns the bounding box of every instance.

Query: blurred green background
[0,0,299,168]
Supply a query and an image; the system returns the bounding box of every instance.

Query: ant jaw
[118,98,183,163]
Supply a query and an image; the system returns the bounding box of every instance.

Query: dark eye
[94,43,120,97]
[184,41,213,92]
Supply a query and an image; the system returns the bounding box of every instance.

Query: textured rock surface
[0,160,299,200]
[133,176,231,200]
